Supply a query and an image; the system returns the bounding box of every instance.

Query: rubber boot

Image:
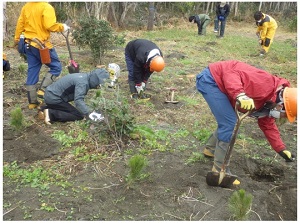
[129,80,138,99]
[26,85,40,109]
[202,131,217,158]
[37,73,57,98]
[213,140,240,185]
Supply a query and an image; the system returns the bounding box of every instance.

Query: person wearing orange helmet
[125,39,165,99]
[196,60,297,187]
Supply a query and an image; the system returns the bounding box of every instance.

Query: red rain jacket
[209,60,290,152]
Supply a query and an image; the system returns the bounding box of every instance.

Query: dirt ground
[3,22,297,221]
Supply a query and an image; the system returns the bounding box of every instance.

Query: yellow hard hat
[150,56,165,72]
[283,87,297,123]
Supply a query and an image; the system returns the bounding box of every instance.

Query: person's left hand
[135,84,144,94]
[258,39,263,45]
[278,149,295,162]
[63,24,70,32]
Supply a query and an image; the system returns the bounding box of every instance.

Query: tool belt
[27,38,51,64]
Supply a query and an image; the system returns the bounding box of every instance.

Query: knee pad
[264,38,271,47]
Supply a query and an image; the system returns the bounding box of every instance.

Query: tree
[147,2,155,31]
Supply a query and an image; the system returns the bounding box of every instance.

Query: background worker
[189,14,211,36]
[125,39,165,99]
[3,53,10,72]
[39,65,119,125]
[254,11,278,56]
[214,1,230,38]
[14,2,70,109]
[196,60,297,187]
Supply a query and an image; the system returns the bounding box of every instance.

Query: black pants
[45,101,84,122]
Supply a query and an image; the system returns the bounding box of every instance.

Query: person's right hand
[236,93,255,110]
[88,111,104,122]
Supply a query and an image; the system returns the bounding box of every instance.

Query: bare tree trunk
[234,2,238,17]
[3,2,7,40]
[205,2,210,14]
[258,2,262,11]
[108,2,119,28]
[147,2,155,31]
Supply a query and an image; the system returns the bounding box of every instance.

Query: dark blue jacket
[125,39,163,84]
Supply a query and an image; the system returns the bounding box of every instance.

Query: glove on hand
[278,150,295,162]
[218,16,225,21]
[88,111,104,122]
[236,93,255,110]
[135,84,144,94]
[63,24,70,32]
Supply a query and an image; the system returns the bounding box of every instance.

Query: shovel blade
[206,171,238,188]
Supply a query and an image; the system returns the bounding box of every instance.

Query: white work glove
[236,93,255,110]
[135,84,144,94]
[63,24,70,32]
[141,82,146,90]
[88,111,104,122]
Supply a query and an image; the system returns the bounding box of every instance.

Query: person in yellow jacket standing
[14,2,70,109]
[254,11,278,56]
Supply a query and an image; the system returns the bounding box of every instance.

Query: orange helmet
[150,56,165,72]
[283,87,297,123]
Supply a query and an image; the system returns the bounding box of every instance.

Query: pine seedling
[228,189,253,220]
[126,154,148,185]
[10,106,25,131]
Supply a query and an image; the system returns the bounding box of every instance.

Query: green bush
[72,16,124,64]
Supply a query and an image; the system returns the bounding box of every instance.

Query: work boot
[202,131,217,158]
[259,49,266,57]
[26,85,40,110]
[131,93,138,99]
[214,140,240,186]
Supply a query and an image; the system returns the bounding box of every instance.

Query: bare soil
[3,22,297,221]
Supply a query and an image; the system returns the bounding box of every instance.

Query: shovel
[206,103,251,188]
[61,30,80,73]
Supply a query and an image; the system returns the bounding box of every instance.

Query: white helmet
[108,63,120,78]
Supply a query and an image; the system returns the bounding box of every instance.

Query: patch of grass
[228,189,253,220]
[185,152,207,165]
[192,128,211,143]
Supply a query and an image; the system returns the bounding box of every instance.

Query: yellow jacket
[256,13,278,40]
[14,2,64,49]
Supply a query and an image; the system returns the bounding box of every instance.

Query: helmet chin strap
[146,49,160,62]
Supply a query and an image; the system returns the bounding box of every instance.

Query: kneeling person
[39,67,115,125]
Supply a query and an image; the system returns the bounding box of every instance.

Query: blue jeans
[214,16,227,37]
[25,45,62,85]
[125,53,135,82]
[196,67,236,142]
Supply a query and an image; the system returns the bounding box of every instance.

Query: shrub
[126,154,148,185]
[10,106,24,131]
[72,16,124,64]
[228,189,253,220]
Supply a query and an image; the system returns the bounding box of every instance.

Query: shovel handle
[61,30,74,61]
[222,104,252,169]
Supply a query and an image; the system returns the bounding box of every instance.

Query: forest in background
[3,1,297,41]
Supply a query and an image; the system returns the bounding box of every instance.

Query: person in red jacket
[196,60,297,187]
